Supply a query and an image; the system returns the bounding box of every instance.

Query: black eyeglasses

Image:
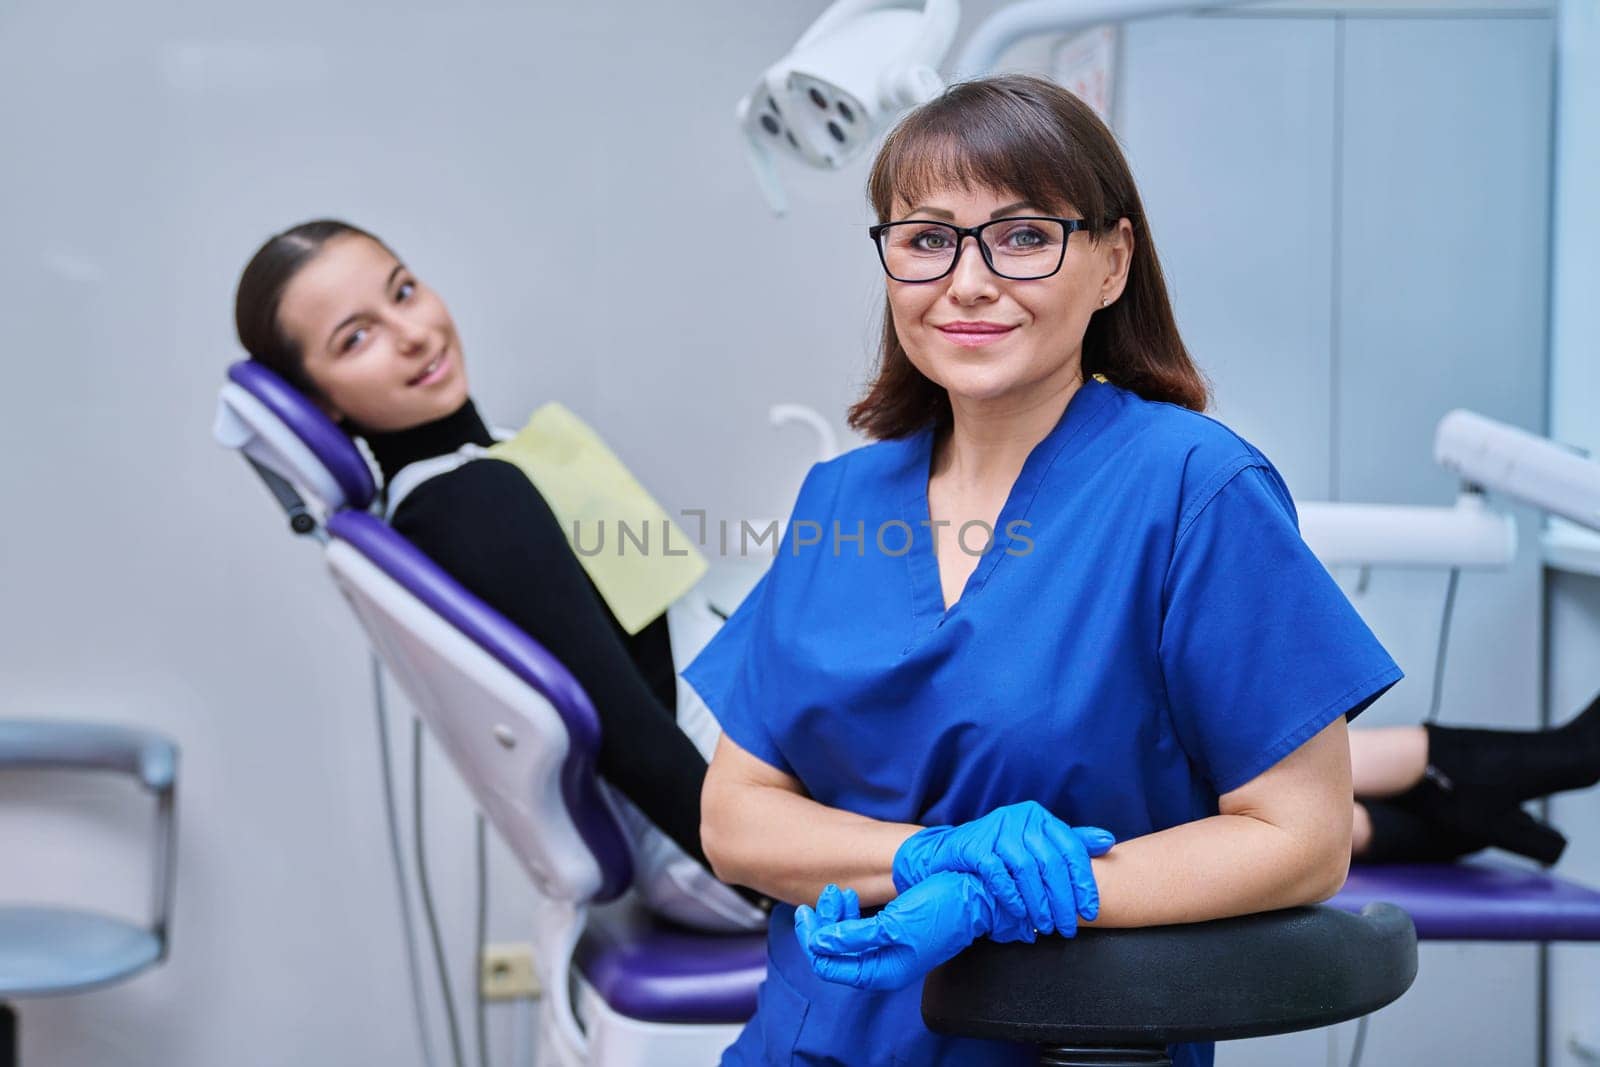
[868,216,1090,283]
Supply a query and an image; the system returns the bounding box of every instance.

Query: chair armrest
[0,720,177,791]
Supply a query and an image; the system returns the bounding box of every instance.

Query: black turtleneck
[366,399,712,871]
[358,399,496,489]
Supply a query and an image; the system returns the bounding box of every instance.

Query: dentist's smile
[935,321,1018,348]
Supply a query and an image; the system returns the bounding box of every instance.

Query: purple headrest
[226,361,377,509]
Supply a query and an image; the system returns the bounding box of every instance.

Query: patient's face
[277,234,470,432]
[884,183,1128,411]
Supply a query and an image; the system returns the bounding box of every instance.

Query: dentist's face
[884,183,1130,409]
[277,234,469,432]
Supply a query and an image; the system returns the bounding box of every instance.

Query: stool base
[1042,1046,1170,1067]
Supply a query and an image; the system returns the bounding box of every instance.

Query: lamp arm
[1435,409,1600,534]
[953,0,1253,79]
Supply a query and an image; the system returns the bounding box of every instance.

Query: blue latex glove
[892,801,1115,936]
[795,873,1021,991]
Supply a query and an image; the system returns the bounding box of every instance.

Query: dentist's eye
[907,228,953,253]
[992,223,1055,252]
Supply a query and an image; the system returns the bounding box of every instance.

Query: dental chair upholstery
[216,362,763,1067]
[1334,859,1600,940]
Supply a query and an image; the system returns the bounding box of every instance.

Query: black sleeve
[389,458,711,869]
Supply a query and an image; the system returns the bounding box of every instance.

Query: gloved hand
[893,801,1114,936]
[795,874,1027,991]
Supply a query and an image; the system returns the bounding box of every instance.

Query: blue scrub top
[685,376,1403,1067]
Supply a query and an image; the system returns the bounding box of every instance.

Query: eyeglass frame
[867,216,1092,283]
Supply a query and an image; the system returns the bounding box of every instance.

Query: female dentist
[687,75,1402,1067]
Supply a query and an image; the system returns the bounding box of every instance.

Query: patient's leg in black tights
[390,458,711,870]
[1357,799,1485,864]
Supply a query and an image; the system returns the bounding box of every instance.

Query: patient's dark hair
[849,75,1210,439]
[234,219,395,396]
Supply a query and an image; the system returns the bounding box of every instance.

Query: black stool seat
[923,903,1416,1064]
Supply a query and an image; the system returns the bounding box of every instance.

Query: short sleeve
[681,460,847,777]
[1159,461,1403,794]
[681,569,792,774]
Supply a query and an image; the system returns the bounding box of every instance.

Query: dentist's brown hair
[849,75,1209,439]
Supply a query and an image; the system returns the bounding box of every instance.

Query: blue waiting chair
[0,721,178,1067]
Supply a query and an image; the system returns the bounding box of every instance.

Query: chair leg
[1,1001,15,1067]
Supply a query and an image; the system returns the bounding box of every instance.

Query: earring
[1101,297,1109,308]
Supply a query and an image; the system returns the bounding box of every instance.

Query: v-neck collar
[902,375,1116,636]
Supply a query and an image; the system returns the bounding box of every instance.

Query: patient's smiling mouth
[408,346,451,387]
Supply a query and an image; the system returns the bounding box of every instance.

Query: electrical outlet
[480,942,540,1000]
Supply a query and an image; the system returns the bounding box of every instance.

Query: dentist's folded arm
[703,716,1354,923]
[701,733,917,908]
[1080,715,1355,927]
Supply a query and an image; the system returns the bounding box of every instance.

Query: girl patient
[233,219,765,931]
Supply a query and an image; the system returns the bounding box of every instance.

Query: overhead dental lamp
[738,0,959,214]
[739,0,1258,213]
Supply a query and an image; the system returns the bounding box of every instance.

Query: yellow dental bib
[487,403,707,635]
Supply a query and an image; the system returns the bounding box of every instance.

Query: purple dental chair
[1334,860,1600,942]
[214,362,764,1067]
